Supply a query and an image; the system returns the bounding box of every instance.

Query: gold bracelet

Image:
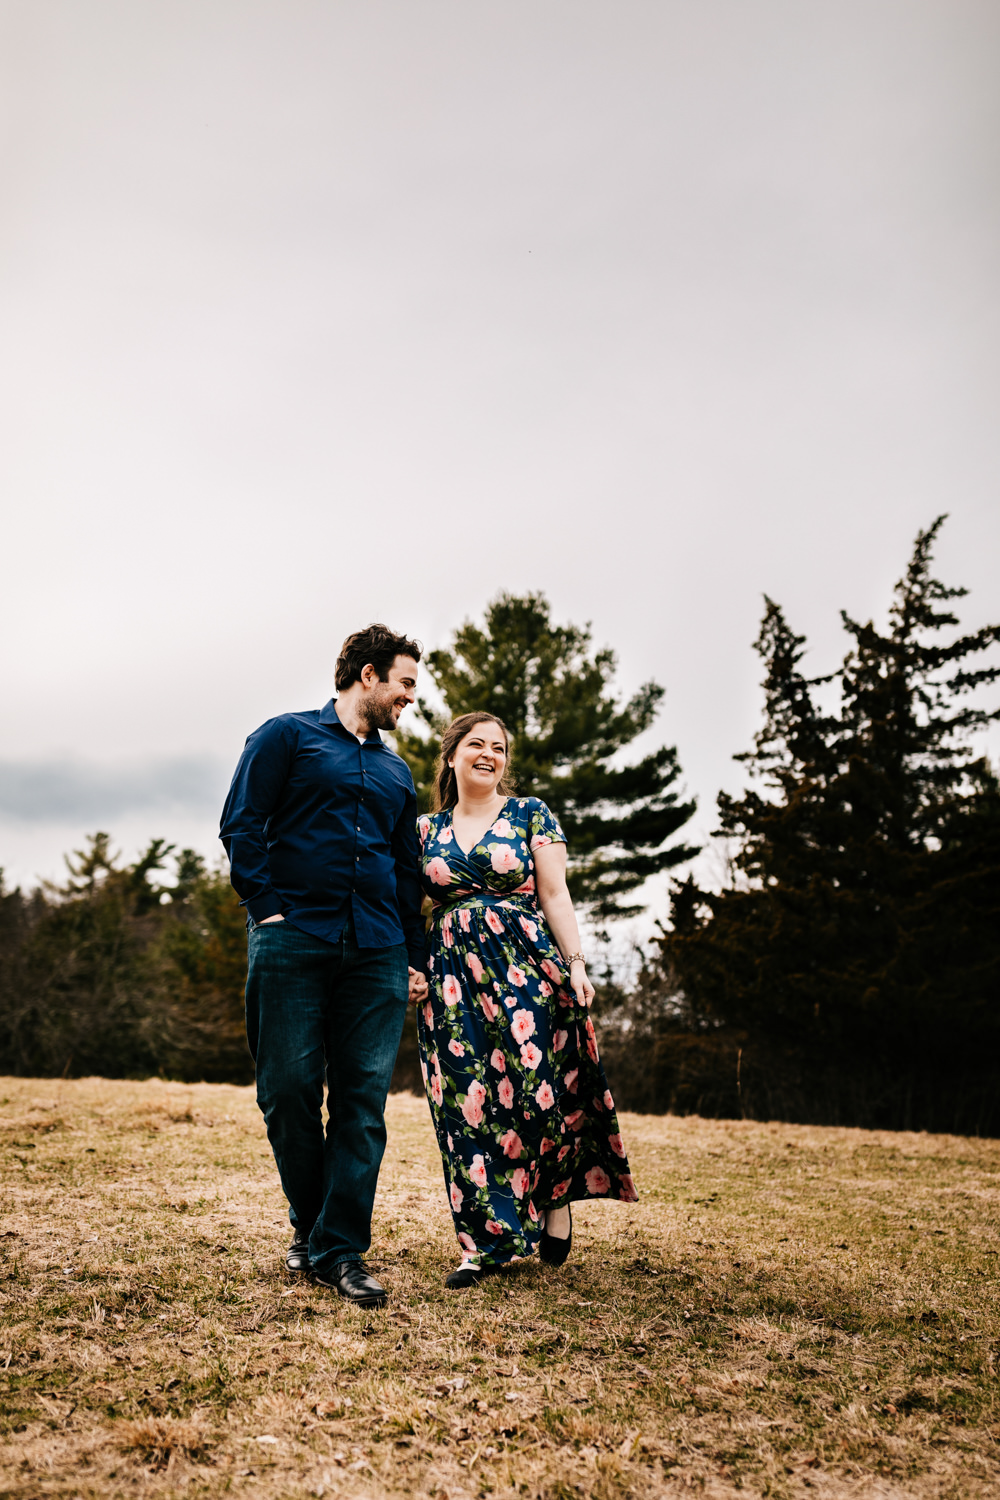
[565,951,586,966]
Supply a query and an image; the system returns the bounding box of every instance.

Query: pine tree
[394,591,698,919]
[657,519,1000,1131]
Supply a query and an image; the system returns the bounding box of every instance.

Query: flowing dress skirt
[418,887,638,1268]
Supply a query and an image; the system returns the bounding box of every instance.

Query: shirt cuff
[247,891,283,922]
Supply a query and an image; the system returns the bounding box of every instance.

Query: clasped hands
[408,967,429,1004]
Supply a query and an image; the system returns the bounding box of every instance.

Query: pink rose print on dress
[438,825,453,844]
[468,1080,486,1105]
[498,1077,514,1109]
[585,1165,611,1195]
[540,1137,555,1154]
[490,845,520,875]
[557,1144,571,1162]
[535,1081,555,1110]
[551,1178,572,1199]
[458,1230,477,1255]
[442,923,454,948]
[564,1067,579,1093]
[442,974,462,1008]
[510,1166,529,1199]
[423,1001,434,1030]
[447,1133,454,1151]
[529,831,554,851]
[419,1058,428,1083]
[461,1093,483,1127]
[507,964,528,988]
[490,1048,506,1073]
[430,1073,443,1106]
[538,981,552,998]
[479,993,498,1022]
[519,1041,542,1070]
[510,1009,535,1043]
[448,1039,465,1058]
[426,856,452,886]
[499,1128,523,1158]
[585,1016,600,1062]
[618,1174,638,1201]
[564,1108,585,1131]
[485,907,505,935]
[518,916,538,942]
[540,959,562,983]
[608,1133,626,1158]
[553,1029,568,1052]
[485,1219,504,1235]
[465,952,484,983]
[493,818,514,837]
[417,816,431,845]
[469,1155,488,1188]
[450,1181,464,1211]
[604,1089,614,1110]
[513,874,535,895]
[458,908,471,933]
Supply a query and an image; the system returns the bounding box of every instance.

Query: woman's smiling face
[450,721,509,797]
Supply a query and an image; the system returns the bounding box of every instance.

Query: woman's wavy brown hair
[432,712,514,812]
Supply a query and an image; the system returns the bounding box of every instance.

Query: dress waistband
[432,890,538,923]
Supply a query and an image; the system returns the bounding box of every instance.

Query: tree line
[1,519,997,1132]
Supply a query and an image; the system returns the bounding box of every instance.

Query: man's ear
[360,662,377,687]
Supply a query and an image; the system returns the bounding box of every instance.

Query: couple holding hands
[220,624,636,1308]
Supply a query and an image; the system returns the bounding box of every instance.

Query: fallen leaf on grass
[254,1434,279,1445]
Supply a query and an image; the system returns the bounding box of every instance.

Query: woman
[416,710,638,1289]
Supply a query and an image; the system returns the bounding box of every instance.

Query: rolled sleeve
[391,786,428,975]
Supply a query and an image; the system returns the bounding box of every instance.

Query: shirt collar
[319,698,384,745]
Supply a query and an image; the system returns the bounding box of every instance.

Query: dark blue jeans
[245,915,409,1276]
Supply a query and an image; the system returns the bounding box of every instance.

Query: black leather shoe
[286,1227,311,1274]
[314,1260,387,1307]
[539,1204,572,1266]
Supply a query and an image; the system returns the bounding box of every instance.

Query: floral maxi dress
[417,797,638,1269]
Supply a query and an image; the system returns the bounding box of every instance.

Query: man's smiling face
[361,655,419,731]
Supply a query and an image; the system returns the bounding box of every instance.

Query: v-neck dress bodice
[416,796,637,1269]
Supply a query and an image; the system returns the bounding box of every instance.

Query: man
[220,624,429,1308]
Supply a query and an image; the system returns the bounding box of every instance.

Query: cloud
[0,757,231,825]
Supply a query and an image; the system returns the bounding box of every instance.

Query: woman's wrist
[565,951,586,967]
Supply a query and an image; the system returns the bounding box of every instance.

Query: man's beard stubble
[359,685,398,732]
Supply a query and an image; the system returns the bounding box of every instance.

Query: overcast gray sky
[2,0,998,915]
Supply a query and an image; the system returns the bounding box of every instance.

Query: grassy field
[1,1078,998,1500]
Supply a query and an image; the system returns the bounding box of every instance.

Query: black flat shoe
[539,1205,572,1266]
[445,1262,507,1290]
[285,1227,311,1274]
[314,1260,387,1307]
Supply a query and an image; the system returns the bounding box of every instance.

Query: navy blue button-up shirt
[219,699,426,971]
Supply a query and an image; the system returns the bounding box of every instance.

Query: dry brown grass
[1,1077,998,1500]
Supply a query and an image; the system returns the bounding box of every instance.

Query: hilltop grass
[1,1078,998,1500]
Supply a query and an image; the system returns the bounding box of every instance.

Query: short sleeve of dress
[528,798,567,853]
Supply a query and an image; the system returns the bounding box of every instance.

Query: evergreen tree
[0,836,252,1082]
[394,591,698,919]
[657,519,1000,1132]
